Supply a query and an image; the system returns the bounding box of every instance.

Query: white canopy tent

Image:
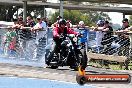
[1,0,132,20]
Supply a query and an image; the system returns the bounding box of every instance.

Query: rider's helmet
[57,16,62,20]
[96,20,104,26]
[59,19,66,26]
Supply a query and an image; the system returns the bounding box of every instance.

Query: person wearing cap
[32,17,47,44]
[92,20,105,53]
[101,21,113,55]
[77,21,89,51]
[117,18,131,33]
[31,17,47,59]
[116,18,130,60]
[121,18,130,30]
[57,16,62,20]
[119,19,130,42]
[93,20,113,53]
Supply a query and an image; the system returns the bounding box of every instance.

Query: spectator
[42,17,48,26]
[121,18,130,30]
[16,16,28,50]
[117,18,130,57]
[12,18,18,29]
[3,27,16,56]
[101,21,113,54]
[93,20,105,51]
[26,16,36,39]
[26,16,36,27]
[78,21,89,51]
[11,18,19,34]
[32,17,47,44]
[53,16,62,27]
[66,20,72,28]
[48,21,52,27]
[31,17,47,59]
[93,20,113,51]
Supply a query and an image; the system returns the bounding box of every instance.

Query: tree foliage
[86,11,111,23]
[129,15,132,26]
[50,10,94,26]
[50,9,110,26]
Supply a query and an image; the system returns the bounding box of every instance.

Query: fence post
[46,28,49,45]
[23,1,27,22]
[60,0,63,18]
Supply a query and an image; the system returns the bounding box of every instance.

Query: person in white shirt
[93,20,104,53]
[31,17,47,59]
[32,17,47,45]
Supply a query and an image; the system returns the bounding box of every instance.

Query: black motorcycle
[45,34,87,70]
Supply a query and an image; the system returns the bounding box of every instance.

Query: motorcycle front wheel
[79,49,88,70]
[69,49,88,71]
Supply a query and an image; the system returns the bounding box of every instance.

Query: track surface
[0,62,131,88]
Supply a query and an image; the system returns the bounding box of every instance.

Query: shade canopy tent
[2,0,132,13]
[63,0,132,5]
[61,0,132,18]
[16,0,132,5]
[7,0,47,21]
[1,0,132,20]
[16,0,46,1]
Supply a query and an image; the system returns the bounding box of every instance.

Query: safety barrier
[0,26,132,70]
[87,30,132,70]
[0,27,52,63]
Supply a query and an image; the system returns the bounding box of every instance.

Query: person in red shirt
[53,19,77,37]
[53,19,77,51]
[46,19,78,65]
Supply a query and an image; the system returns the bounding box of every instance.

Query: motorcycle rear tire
[51,65,58,69]
[80,49,88,70]
[70,65,78,71]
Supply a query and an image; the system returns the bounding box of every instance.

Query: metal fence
[87,30,132,70]
[0,27,53,65]
[87,30,130,56]
[0,27,131,69]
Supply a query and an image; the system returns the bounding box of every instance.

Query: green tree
[50,9,110,26]
[50,10,94,26]
[62,1,113,24]
[129,15,132,26]
[87,11,111,23]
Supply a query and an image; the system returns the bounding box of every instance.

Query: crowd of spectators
[2,15,131,61]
